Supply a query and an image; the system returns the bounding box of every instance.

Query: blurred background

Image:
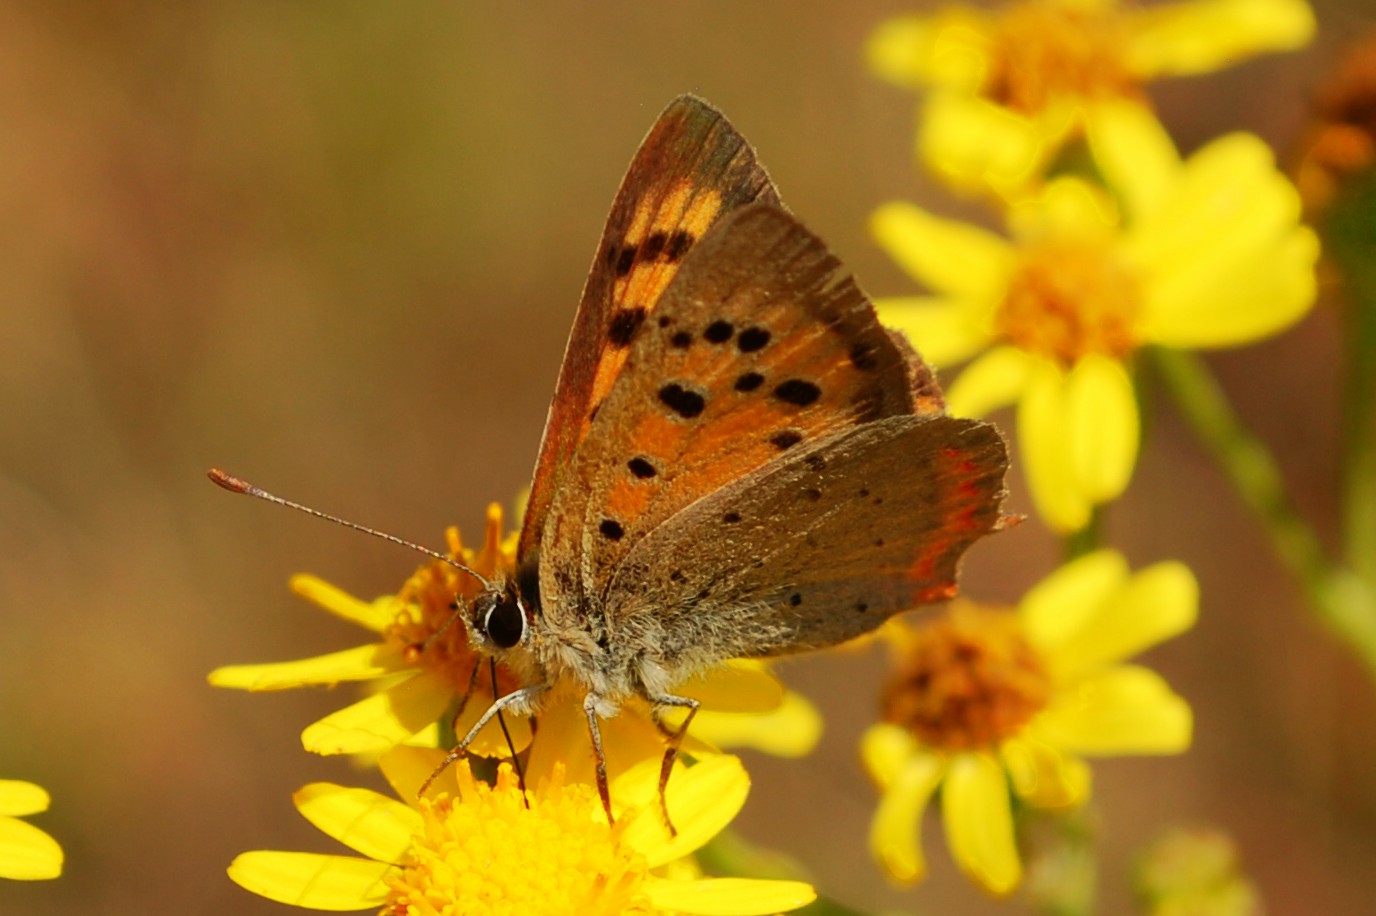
[2,1,1375,912]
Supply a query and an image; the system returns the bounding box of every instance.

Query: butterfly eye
[482,593,526,650]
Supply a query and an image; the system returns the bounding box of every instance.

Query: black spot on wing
[773,379,821,407]
[704,320,734,343]
[736,327,771,352]
[641,232,667,261]
[770,430,803,450]
[599,519,625,541]
[665,230,694,261]
[627,457,657,479]
[734,372,764,392]
[615,245,636,276]
[657,383,706,419]
[670,331,693,349]
[608,307,647,348]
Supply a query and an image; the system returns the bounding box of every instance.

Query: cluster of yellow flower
[3,2,1328,911]
[860,0,1318,899]
[210,509,820,914]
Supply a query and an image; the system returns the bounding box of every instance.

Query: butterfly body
[452,98,1009,807]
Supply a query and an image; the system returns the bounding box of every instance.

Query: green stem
[1322,175,1376,588]
[1150,347,1376,681]
[1062,506,1102,561]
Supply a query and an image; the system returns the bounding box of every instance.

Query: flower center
[985,0,1136,115]
[384,521,521,696]
[882,605,1051,750]
[996,241,1141,365]
[385,764,651,916]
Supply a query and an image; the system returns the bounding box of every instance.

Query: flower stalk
[1150,346,1376,680]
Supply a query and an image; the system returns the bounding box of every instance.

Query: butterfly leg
[583,692,615,824]
[648,692,701,838]
[420,683,547,797]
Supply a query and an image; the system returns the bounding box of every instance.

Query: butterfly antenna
[207,468,492,590]
[491,658,530,809]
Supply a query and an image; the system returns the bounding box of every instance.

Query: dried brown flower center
[882,605,1051,750]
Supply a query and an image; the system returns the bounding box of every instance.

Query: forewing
[540,204,946,623]
[519,96,780,562]
[607,415,1008,664]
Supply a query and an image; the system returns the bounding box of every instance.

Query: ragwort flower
[0,779,62,881]
[209,505,820,778]
[228,748,816,915]
[863,550,1195,894]
[867,0,1315,196]
[873,104,1319,530]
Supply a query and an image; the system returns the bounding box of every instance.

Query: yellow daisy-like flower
[211,505,533,758]
[867,0,1315,197]
[873,104,1319,531]
[229,747,816,915]
[0,780,62,881]
[862,550,1195,894]
[210,505,821,775]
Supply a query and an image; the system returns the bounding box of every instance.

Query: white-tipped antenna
[207,468,492,590]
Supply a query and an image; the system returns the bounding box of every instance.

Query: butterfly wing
[608,413,1007,662]
[519,96,781,565]
[538,203,975,632]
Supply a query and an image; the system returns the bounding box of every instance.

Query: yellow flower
[0,780,62,881]
[228,748,816,915]
[210,505,533,758]
[862,550,1195,893]
[873,105,1319,530]
[867,0,1315,196]
[209,506,821,778]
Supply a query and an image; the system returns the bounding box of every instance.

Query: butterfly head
[469,580,529,652]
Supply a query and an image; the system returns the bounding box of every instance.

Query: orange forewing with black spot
[519,97,780,562]
[542,205,951,608]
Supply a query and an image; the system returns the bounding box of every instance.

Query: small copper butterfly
[214,95,1009,822]
[449,96,1009,812]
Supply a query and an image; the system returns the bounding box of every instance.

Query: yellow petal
[920,91,1050,198]
[208,644,408,691]
[691,690,822,758]
[377,745,455,802]
[860,723,921,790]
[866,11,993,89]
[946,346,1035,418]
[871,201,1014,301]
[1018,361,1093,532]
[290,574,396,632]
[646,877,817,915]
[876,296,995,368]
[1001,738,1092,808]
[0,816,62,880]
[869,752,943,884]
[1007,178,1118,244]
[674,660,784,713]
[1034,665,1193,755]
[1048,561,1198,681]
[942,753,1021,894]
[1141,225,1319,348]
[621,755,751,867]
[1126,0,1316,78]
[1066,354,1139,503]
[301,671,451,755]
[1020,549,1130,652]
[1086,101,1180,222]
[0,780,50,817]
[292,783,421,863]
[228,851,393,910]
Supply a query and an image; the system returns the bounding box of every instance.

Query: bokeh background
[3,2,1375,913]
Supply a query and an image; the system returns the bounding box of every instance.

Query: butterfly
[212,94,1010,825]
[444,96,1010,818]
